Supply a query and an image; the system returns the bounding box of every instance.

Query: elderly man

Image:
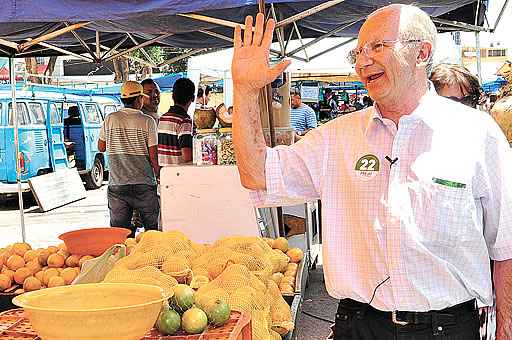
[231,5,512,340]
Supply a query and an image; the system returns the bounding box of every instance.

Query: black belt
[339,298,477,326]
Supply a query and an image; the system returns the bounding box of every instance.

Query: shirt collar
[120,107,143,115]
[364,81,438,136]
[169,105,189,118]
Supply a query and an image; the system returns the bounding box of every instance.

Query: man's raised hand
[232,13,291,93]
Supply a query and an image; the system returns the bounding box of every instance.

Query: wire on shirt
[368,276,390,306]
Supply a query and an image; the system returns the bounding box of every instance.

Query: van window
[103,105,117,116]
[28,102,46,124]
[50,103,63,124]
[84,104,102,123]
[8,102,31,126]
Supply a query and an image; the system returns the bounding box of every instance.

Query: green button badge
[355,154,380,181]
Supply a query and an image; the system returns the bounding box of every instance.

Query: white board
[28,168,86,212]
[300,85,320,102]
[160,165,260,244]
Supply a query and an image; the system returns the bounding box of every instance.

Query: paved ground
[0,184,109,248]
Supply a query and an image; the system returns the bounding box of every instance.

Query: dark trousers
[107,184,159,237]
[332,299,479,340]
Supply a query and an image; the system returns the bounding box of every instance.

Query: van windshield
[8,102,31,126]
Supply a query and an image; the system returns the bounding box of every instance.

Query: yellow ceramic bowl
[12,283,168,340]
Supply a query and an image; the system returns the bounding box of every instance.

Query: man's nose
[355,51,374,70]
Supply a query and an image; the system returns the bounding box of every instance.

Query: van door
[81,102,103,170]
[6,102,40,182]
[26,101,52,176]
[46,101,68,170]
[0,102,7,182]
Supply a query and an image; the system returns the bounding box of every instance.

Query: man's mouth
[366,72,384,83]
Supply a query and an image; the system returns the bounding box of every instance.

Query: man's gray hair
[372,4,438,75]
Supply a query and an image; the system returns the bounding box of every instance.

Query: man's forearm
[233,88,267,190]
[494,259,512,339]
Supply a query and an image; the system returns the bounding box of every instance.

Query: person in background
[231,5,512,340]
[140,78,161,123]
[132,78,162,230]
[158,78,195,165]
[196,85,212,108]
[362,95,373,108]
[98,81,160,237]
[324,88,339,118]
[429,63,482,109]
[290,92,318,139]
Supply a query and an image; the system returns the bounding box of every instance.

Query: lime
[182,307,208,334]
[156,309,181,335]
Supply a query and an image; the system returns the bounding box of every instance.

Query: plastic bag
[73,244,126,284]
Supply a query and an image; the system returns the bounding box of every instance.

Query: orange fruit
[263,237,274,248]
[37,249,50,266]
[14,267,32,285]
[58,243,68,252]
[272,237,289,253]
[65,254,81,267]
[47,276,65,288]
[61,268,78,285]
[1,267,15,281]
[57,250,70,261]
[278,283,294,294]
[23,276,42,292]
[25,260,42,275]
[12,243,31,257]
[42,268,59,286]
[23,249,39,263]
[0,251,7,268]
[34,270,45,283]
[47,254,65,268]
[286,248,304,263]
[79,255,94,269]
[6,254,25,271]
[286,263,298,271]
[46,246,59,254]
[0,273,12,291]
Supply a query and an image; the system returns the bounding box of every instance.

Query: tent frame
[3,0,508,241]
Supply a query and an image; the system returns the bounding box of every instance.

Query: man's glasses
[347,39,422,64]
[446,95,479,108]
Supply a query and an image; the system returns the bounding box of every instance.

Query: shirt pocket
[411,180,474,247]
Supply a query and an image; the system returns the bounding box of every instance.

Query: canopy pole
[10,57,26,242]
[475,32,482,83]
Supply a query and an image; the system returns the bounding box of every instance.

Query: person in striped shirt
[98,81,160,237]
[158,78,195,165]
[290,92,318,137]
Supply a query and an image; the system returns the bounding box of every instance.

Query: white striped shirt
[99,108,157,186]
[251,87,512,312]
[290,104,317,133]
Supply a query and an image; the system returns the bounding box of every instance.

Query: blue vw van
[0,84,121,193]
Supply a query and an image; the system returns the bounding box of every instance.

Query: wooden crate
[0,310,251,340]
[0,309,39,340]
[142,312,252,340]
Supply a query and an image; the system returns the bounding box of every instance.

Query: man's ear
[417,41,433,66]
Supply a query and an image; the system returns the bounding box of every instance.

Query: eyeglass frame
[347,39,423,65]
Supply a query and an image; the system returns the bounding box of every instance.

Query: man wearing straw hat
[98,80,160,237]
[231,5,512,340]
